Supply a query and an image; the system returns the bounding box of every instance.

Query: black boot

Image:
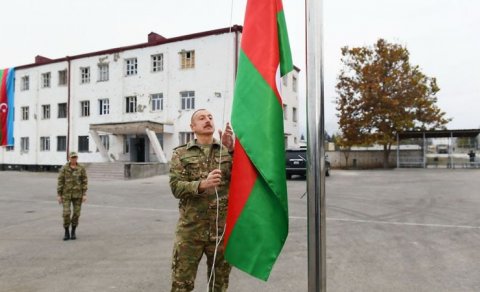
[71,226,76,240]
[63,227,70,241]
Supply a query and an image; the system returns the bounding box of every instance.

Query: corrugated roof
[398,129,480,139]
[15,25,243,70]
[14,24,301,72]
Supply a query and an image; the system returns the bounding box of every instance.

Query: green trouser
[62,197,83,228]
[171,237,231,292]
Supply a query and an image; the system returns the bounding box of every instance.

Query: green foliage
[335,39,450,167]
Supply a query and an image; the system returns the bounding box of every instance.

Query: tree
[336,39,450,168]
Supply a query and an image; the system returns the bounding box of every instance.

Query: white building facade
[0,26,300,169]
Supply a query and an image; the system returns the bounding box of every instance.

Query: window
[282,75,288,87]
[42,72,51,88]
[179,132,195,145]
[80,100,90,117]
[58,70,67,86]
[151,54,164,72]
[78,136,89,152]
[292,76,297,92]
[180,91,195,110]
[58,103,67,118]
[80,67,90,84]
[21,137,29,152]
[125,58,138,76]
[99,98,110,115]
[57,136,67,151]
[100,135,109,151]
[42,105,50,119]
[292,107,297,122]
[21,76,29,91]
[151,93,163,111]
[125,96,137,113]
[180,50,195,69]
[283,104,287,120]
[21,106,29,120]
[40,137,50,151]
[98,63,109,81]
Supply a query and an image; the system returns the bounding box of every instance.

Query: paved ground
[1,169,480,292]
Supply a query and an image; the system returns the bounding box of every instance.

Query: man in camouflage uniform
[170,109,234,292]
[57,151,88,241]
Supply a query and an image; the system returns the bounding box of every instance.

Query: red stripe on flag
[0,69,9,145]
[224,139,258,246]
[276,0,283,13]
[241,0,281,103]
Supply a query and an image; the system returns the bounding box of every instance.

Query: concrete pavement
[1,169,479,291]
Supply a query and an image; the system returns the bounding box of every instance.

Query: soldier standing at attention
[57,151,88,241]
[169,109,234,292]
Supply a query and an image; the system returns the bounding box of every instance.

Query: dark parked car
[285,148,330,179]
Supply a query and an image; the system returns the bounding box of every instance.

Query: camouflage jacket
[169,138,233,240]
[57,163,88,199]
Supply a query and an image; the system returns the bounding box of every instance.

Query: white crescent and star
[0,103,7,113]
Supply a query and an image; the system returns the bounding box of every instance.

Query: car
[286,148,307,179]
[285,148,330,179]
[325,155,331,177]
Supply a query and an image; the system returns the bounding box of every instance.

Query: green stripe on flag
[225,175,289,280]
[277,10,293,76]
[232,51,288,207]
[228,49,289,280]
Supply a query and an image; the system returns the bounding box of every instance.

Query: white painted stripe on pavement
[3,198,479,229]
[289,216,480,229]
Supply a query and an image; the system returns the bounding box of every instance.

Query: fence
[326,150,422,169]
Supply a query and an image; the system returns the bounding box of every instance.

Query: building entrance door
[130,137,146,162]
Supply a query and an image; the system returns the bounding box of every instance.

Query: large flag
[224,0,293,281]
[0,68,15,146]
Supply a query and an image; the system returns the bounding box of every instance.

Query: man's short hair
[190,108,208,123]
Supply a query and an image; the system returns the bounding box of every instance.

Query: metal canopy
[396,129,480,169]
[89,121,165,135]
[398,129,480,139]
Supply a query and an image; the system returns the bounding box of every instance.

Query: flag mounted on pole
[224,0,293,281]
[0,67,15,146]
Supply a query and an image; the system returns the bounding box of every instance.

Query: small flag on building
[0,68,15,146]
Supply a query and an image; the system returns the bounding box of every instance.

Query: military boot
[70,226,77,240]
[63,227,70,241]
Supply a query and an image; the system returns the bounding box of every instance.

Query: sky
[1,0,479,136]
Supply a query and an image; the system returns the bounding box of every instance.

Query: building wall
[12,62,70,165]
[327,150,422,169]
[0,29,300,166]
[281,71,300,148]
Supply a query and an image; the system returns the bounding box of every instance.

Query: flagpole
[305,0,326,291]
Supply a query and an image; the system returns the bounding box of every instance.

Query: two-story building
[0,26,300,171]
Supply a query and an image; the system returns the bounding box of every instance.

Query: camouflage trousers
[62,197,83,228]
[171,237,231,292]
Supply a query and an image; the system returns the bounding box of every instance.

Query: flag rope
[206,0,236,290]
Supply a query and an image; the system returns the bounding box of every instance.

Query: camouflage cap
[69,151,78,158]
